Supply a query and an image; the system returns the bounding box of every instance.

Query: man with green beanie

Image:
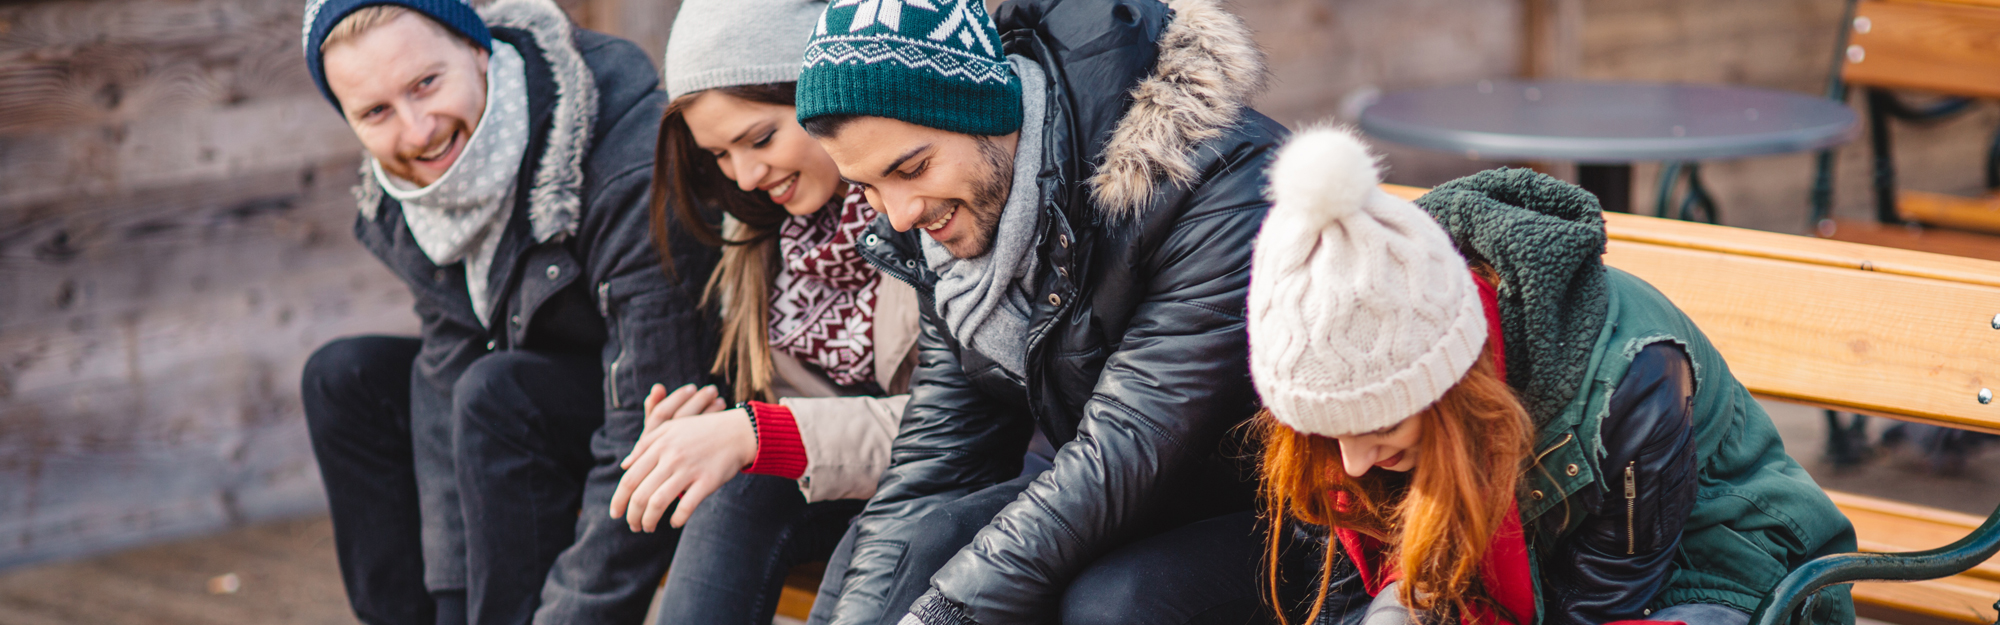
[795,0,1293,623]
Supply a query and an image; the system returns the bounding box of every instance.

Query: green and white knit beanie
[1247,127,1488,438]
[797,0,1022,136]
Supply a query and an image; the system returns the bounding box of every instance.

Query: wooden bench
[1387,184,2000,623]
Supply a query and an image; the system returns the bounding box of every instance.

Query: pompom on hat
[1247,126,1488,438]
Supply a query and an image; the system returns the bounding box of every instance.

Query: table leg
[1578,164,1632,213]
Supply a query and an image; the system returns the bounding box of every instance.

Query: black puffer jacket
[833,1,1282,624]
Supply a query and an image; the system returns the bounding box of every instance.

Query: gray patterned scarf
[374,41,529,328]
[922,56,1047,377]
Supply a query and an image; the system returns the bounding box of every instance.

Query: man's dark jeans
[302,335,678,625]
[805,474,1316,625]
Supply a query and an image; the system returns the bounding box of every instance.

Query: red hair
[1259,344,1532,624]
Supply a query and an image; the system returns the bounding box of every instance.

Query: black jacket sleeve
[912,132,1273,625]
[1541,341,1698,625]
[818,310,1037,625]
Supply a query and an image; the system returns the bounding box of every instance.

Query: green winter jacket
[1418,169,1857,625]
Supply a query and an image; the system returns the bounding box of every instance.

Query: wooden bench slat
[1832,492,2000,582]
[1847,0,2000,100]
[1899,190,2000,236]
[1821,218,2000,264]
[1604,212,2000,289]
[1852,576,2000,623]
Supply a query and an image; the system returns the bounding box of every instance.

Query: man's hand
[608,384,755,532]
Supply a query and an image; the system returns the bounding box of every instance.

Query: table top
[1357,80,1858,163]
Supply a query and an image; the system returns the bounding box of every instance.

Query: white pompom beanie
[1247,127,1487,438]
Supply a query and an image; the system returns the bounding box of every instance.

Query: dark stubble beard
[951,134,1015,258]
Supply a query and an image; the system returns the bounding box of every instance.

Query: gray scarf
[922,56,1047,377]
[375,41,530,328]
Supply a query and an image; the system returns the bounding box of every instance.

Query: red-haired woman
[1244,128,1856,625]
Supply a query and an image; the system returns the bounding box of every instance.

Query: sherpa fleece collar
[352,0,594,244]
[1414,168,1609,428]
[1084,0,1266,219]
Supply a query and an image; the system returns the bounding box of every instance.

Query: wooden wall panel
[0,0,419,568]
[0,0,664,569]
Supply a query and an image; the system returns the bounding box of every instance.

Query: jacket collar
[1081,0,1265,220]
[353,0,594,244]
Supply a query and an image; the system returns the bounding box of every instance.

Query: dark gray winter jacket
[350,1,717,430]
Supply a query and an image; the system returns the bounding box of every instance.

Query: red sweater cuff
[744,401,808,480]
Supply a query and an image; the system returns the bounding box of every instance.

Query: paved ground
[0,399,1984,624]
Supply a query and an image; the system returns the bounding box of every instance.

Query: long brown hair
[649,83,799,403]
[1258,345,1532,624]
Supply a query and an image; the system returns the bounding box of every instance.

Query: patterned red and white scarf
[769,187,881,387]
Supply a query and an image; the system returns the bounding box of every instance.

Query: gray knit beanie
[1247,127,1488,438]
[663,0,827,103]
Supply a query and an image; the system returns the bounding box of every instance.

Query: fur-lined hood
[354,0,594,244]
[1081,0,1266,218]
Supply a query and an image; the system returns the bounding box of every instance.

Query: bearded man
[295,0,715,623]
[794,0,1294,623]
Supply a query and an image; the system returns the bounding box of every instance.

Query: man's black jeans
[805,473,1320,625]
[302,335,678,625]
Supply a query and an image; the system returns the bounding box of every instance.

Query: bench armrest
[1752,503,2000,625]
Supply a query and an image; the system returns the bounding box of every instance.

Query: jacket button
[546,265,560,280]
[434,269,448,283]
[1565,463,1579,476]
[510,315,522,327]
[1048,293,1061,306]
[864,234,880,246]
[485,339,497,351]
[1058,234,1069,248]
[1530,490,1545,500]
[1057,266,1068,278]
[904,259,917,269]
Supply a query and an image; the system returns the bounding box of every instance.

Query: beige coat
[767,276,918,502]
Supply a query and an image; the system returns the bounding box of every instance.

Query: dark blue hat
[302,0,492,113]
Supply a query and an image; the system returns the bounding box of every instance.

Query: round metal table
[1358,80,1858,214]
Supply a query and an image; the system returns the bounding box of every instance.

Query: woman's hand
[608,384,756,532]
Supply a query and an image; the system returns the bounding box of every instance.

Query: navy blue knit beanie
[302,0,492,113]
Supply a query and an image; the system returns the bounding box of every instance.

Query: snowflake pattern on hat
[806,0,1011,85]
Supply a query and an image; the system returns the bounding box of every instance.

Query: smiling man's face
[812,116,1017,259]
[322,12,489,187]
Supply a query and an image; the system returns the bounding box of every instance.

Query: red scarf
[769,187,880,387]
[1331,272,1535,625]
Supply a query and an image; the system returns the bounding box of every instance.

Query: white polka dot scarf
[373,40,530,328]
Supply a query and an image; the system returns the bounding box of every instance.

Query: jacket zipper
[1624,461,1638,555]
[600,282,623,407]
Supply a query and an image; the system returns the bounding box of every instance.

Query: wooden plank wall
[0,0,676,568]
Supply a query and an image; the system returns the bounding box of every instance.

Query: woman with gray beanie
[605,0,922,622]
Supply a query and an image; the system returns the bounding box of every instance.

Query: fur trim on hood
[1087,0,1266,218]
[355,0,594,243]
